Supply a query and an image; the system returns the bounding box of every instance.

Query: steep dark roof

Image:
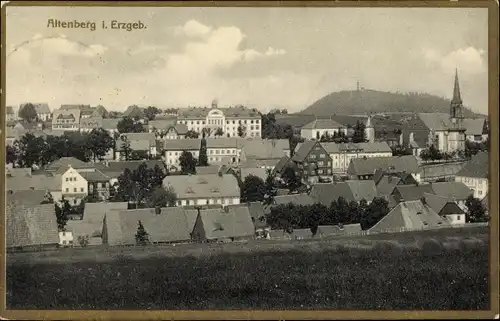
[46,157,93,171]
[393,184,434,202]
[291,140,319,162]
[310,180,377,205]
[196,207,255,240]
[274,194,316,206]
[347,155,419,176]
[431,182,472,200]
[455,151,489,178]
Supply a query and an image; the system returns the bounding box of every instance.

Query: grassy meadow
[6,227,490,310]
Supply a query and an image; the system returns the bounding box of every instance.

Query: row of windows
[209,149,237,155]
[179,198,235,206]
[178,119,261,126]
[65,187,85,193]
[166,151,199,156]
[65,177,78,182]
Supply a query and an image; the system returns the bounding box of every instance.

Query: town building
[123,105,145,120]
[239,138,291,168]
[300,118,346,140]
[455,151,488,200]
[423,193,466,225]
[51,109,81,131]
[162,139,202,171]
[176,100,262,138]
[319,141,393,175]
[102,207,196,246]
[191,206,255,242]
[79,116,121,135]
[462,118,488,143]
[205,138,241,165]
[287,140,333,184]
[19,103,52,121]
[347,155,420,181]
[116,132,158,160]
[163,173,241,207]
[368,200,450,233]
[309,180,378,206]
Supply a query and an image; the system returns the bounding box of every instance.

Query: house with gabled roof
[162,139,202,171]
[289,140,332,184]
[19,103,52,121]
[52,109,81,131]
[422,193,466,225]
[102,207,194,246]
[347,155,420,181]
[116,132,157,160]
[300,118,346,140]
[191,206,255,243]
[6,172,63,203]
[91,105,109,118]
[6,197,59,252]
[369,200,450,233]
[455,151,488,200]
[205,137,241,165]
[309,180,377,206]
[123,105,145,120]
[163,173,240,207]
[239,138,291,168]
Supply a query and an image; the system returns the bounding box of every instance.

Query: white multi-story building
[61,166,89,205]
[162,139,202,171]
[300,119,347,140]
[455,151,488,200]
[176,100,262,138]
[52,109,81,131]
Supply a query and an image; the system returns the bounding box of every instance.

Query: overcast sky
[6,6,488,114]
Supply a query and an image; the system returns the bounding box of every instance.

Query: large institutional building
[176,100,262,138]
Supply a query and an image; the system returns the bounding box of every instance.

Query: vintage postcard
[1,1,498,320]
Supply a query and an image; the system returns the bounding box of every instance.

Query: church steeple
[451,68,462,105]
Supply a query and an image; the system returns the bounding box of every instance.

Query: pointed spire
[452,68,462,105]
[366,114,373,128]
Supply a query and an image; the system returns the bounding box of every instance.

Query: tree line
[419,139,488,161]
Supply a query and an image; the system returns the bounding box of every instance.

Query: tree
[179,151,197,175]
[289,136,304,157]
[305,203,328,235]
[214,127,224,137]
[87,128,114,162]
[237,125,245,138]
[6,145,18,165]
[15,133,46,168]
[130,150,149,161]
[392,144,412,156]
[352,120,367,143]
[264,168,277,205]
[18,103,38,123]
[420,144,442,161]
[465,195,488,223]
[119,136,133,161]
[143,106,161,121]
[360,197,389,230]
[241,175,267,203]
[117,117,144,133]
[282,166,301,191]
[55,200,71,231]
[77,236,90,247]
[135,220,150,246]
[146,186,177,208]
[198,138,208,166]
[185,130,199,139]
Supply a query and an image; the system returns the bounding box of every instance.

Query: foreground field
[7,227,490,310]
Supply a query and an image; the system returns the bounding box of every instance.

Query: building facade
[176,100,262,138]
[300,119,347,140]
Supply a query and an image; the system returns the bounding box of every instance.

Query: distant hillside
[300,90,484,117]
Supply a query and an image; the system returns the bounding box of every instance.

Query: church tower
[447,69,466,152]
[450,68,464,129]
[365,115,375,143]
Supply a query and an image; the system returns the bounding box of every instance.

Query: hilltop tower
[211,99,218,109]
[365,114,375,143]
[447,69,466,152]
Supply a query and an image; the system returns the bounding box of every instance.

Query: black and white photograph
[1,2,496,316]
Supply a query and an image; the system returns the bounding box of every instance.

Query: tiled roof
[369,200,449,232]
[455,151,488,178]
[80,117,103,129]
[196,207,255,240]
[7,190,51,207]
[419,162,466,180]
[422,193,454,214]
[321,142,392,154]
[103,207,193,246]
[52,109,81,122]
[162,139,202,150]
[91,105,108,118]
[393,184,434,202]
[6,173,62,192]
[101,118,121,130]
[123,105,145,118]
[274,194,316,206]
[163,174,240,199]
[206,137,240,149]
[239,158,282,169]
[316,224,362,237]
[241,168,268,182]
[46,157,93,171]
[310,181,377,205]
[240,139,290,160]
[78,169,111,182]
[347,155,419,176]
[291,140,318,162]
[71,202,129,239]
[6,167,32,177]
[302,119,344,130]
[431,181,472,200]
[148,119,177,130]
[195,165,227,175]
[96,160,166,174]
[346,180,378,202]
[273,156,291,173]
[60,104,90,111]
[462,118,487,136]
[177,106,260,119]
[20,103,51,114]
[375,175,401,197]
[6,201,59,248]
[119,133,156,151]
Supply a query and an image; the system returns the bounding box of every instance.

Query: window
[63,240,67,245]
[479,191,483,196]
[66,188,69,192]
[228,198,233,205]
[320,154,325,158]
[66,177,69,182]
[63,232,66,236]
[74,188,77,192]
[309,154,316,159]
[457,215,461,220]
[73,199,77,205]
[318,161,324,166]
[80,188,84,192]
[177,200,182,206]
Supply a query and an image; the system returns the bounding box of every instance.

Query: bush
[421,238,443,256]
[372,241,404,256]
[77,236,90,247]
